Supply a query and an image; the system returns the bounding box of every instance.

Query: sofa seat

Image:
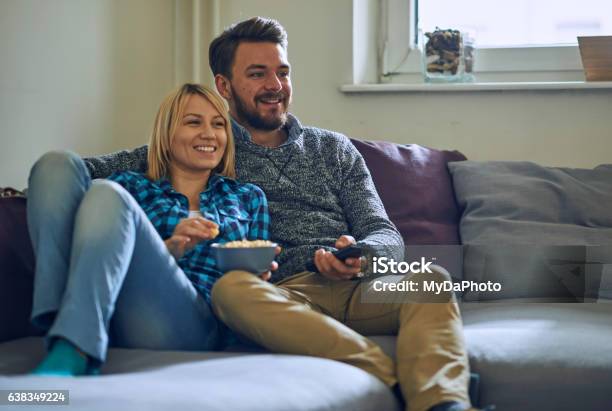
[4,304,611,411]
[0,337,400,411]
[353,303,612,411]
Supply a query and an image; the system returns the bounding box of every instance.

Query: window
[419,0,612,47]
[379,0,612,83]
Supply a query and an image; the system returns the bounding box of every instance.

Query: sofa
[1,139,612,411]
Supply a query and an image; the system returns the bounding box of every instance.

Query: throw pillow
[351,139,467,246]
[448,161,612,302]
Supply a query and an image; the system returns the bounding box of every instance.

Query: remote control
[305,245,362,272]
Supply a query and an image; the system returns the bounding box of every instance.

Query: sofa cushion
[0,337,400,411]
[369,304,612,411]
[351,139,467,245]
[460,302,612,411]
[0,197,40,343]
[448,161,612,301]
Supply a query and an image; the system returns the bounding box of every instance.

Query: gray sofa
[2,140,612,411]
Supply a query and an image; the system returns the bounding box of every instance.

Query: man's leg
[211,270,397,386]
[344,267,471,411]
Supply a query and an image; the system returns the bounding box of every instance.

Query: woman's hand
[165,217,219,260]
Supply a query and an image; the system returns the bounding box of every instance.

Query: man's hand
[314,235,363,281]
[164,217,219,260]
[259,245,281,281]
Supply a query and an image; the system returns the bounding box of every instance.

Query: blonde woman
[26,84,270,376]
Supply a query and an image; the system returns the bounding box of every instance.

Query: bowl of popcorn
[212,240,277,274]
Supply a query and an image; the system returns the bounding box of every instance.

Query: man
[84,17,488,411]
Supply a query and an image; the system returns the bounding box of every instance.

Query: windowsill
[340,81,612,93]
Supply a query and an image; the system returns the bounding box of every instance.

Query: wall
[0,0,176,189]
[1,0,611,189]
[216,0,612,168]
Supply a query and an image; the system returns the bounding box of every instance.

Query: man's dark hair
[209,17,288,79]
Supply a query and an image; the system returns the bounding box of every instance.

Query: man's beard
[231,86,288,131]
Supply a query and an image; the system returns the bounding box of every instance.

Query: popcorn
[210,226,219,238]
[221,240,275,248]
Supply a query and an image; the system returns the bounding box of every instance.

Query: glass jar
[462,31,476,82]
[420,27,475,83]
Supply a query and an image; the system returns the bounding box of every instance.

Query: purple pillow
[0,197,39,342]
[351,139,467,245]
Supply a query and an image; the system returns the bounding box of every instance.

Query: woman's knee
[27,151,91,215]
[29,150,88,187]
[78,180,135,222]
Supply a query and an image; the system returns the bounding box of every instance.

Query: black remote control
[305,245,362,272]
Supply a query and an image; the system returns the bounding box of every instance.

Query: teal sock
[32,338,90,377]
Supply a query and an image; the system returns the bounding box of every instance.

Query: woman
[26,84,270,376]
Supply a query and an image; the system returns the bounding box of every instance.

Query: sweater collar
[231,113,303,147]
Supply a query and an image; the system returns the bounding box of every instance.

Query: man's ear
[215,74,231,100]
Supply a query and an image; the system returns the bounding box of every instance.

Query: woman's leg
[27,151,91,330]
[46,180,221,365]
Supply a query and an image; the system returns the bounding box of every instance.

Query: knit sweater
[84,114,404,282]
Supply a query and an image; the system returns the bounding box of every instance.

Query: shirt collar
[155,173,228,195]
[230,113,303,146]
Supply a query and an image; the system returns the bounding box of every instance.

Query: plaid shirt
[107,171,270,302]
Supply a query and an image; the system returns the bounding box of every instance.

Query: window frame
[380,0,585,83]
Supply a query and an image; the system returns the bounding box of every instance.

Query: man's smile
[256,94,285,107]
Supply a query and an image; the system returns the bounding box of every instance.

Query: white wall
[0,0,176,189]
[1,0,611,189]
[216,0,612,168]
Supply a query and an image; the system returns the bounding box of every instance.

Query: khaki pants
[211,266,471,411]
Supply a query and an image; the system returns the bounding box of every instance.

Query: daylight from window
[419,0,612,47]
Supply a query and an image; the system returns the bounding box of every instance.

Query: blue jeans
[27,151,222,363]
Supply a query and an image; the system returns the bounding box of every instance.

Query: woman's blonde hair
[147,83,236,181]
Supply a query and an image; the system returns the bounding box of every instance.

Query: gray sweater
[84,114,404,282]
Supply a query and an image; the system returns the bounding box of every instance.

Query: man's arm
[337,138,405,263]
[83,145,149,179]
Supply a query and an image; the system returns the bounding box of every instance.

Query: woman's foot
[32,338,94,377]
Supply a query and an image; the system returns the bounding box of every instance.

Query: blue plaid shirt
[107,171,270,302]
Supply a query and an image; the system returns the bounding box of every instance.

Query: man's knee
[398,264,456,303]
[211,270,260,310]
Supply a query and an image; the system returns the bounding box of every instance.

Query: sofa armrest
[0,196,41,343]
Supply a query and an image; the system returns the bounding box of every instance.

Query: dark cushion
[351,139,467,245]
[448,161,612,301]
[0,197,39,343]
